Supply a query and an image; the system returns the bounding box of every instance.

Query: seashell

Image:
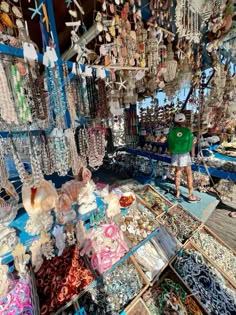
[58,192,72,212]
[0,1,9,13]
[16,18,24,29]
[22,180,58,216]
[69,10,77,18]
[61,180,84,202]
[12,6,22,18]
[81,167,91,183]
[1,12,14,28]
[9,36,19,47]
[3,181,19,201]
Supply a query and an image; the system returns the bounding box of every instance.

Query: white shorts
[171,153,192,167]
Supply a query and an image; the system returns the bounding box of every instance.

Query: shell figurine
[22,180,58,217]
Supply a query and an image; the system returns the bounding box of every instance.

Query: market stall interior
[0,0,236,314]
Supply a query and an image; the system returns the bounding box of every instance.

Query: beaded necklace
[40,132,54,175]
[63,63,77,127]
[0,62,18,125]
[50,128,70,176]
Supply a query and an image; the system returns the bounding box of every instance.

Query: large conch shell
[22,180,58,216]
[61,180,84,203]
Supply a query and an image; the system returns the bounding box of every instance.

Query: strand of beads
[63,63,77,127]
[10,64,32,124]
[88,128,106,169]
[28,133,44,187]
[75,126,89,166]
[10,136,31,185]
[65,128,85,176]
[50,128,69,176]
[0,62,18,125]
[40,132,54,175]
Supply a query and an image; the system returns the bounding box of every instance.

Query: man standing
[167,113,200,203]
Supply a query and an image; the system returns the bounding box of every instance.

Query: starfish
[28,0,42,19]
[115,77,127,90]
[65,0,73,8]
[105,80,113,89]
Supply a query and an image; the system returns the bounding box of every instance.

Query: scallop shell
[1,12,14,28]
[12,6,22,18]
[61,180,83,202]
[0,1,9,13]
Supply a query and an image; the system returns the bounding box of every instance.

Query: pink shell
[61,180,83,202]
[58,192,72,212]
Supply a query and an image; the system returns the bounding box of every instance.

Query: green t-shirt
[167,126,194,154]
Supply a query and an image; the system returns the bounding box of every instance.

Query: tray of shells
[170,242,236,315]
[114,202,159,248]
[190,225,236,288]
[158,204,201,243]
[134,185,173,216]
[142,267,206,315]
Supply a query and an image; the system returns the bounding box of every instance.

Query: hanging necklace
[10,133,43,187]
[50,128,70,176]
[63,63,77,127]
[0,61,19,125]
[65,127,85,176]
[40,132,54,175]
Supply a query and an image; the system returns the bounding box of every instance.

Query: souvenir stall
[0,0,235,315]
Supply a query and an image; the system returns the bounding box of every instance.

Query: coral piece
[25,212,53,235]
[22,180,58,216]
[30,240,44,273]
[0,264,9,296]
[12,243,30,276]
[52,226,66,256]
[65,222,76,246]
[0,227,18,256]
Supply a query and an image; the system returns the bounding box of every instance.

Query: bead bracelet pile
[143,278,203,315]
[191,230,236,284]
[159,205,201,243]
[174,249,236,315]
[36,246,94,314]
[79,260,143,315]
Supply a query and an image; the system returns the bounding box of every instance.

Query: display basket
[157,204,202,244]
[189,225,236,289]
[169,241,236,315]
[134,184,174,217]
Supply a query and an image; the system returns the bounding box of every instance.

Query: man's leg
[175,166,182,198]
[185,165,193,197]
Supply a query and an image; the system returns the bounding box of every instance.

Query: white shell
[0,1,9,13]
[12,6,23,18]
[69,10,77,18]
[16,19,24,28]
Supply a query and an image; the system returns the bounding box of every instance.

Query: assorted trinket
[143,275,204,315]
[79,259,144,315]
[115,205,158,247]
[158,204,201,243]
[135,185,172,216]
